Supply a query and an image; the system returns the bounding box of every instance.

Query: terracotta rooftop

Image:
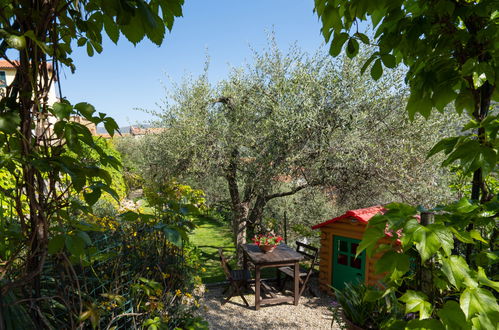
[311,205,386,229]
[0,60,17,69]
[0,60,53,71]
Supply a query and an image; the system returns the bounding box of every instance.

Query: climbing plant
[0,0,184,326]
[314,0,498,202]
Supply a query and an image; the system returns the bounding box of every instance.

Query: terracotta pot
[342,311,365,330]
[258,244,276,253]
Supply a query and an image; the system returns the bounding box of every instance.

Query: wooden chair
[276,241,319,297]
[218,248,251,307]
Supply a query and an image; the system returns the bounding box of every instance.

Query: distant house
[129,126,166,138]
[0,60,58,105]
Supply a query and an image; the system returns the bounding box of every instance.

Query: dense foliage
[0,0,209,328]
[315,0,498,202]
[315,1,499,328]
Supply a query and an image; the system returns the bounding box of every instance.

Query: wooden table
[241,243,304,310]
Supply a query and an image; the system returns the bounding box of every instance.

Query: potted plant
[252,233,283,253]
[330,282,402,329]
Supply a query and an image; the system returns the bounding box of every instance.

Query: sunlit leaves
[375,250,410,281]
[400,291,432,320]
[440,255,476,290]
[460,287,499,320]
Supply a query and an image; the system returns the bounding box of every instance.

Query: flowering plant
[252,233,283,247]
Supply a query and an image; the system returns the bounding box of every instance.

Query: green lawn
[190,217,279,283]
[190,217,236,283]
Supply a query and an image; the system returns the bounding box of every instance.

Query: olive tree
[140,43,459,260]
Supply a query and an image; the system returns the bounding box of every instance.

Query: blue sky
[60,0,327,127]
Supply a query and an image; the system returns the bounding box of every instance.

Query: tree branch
[265,183,309,201]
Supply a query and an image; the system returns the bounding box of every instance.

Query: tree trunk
[467,81,494,263]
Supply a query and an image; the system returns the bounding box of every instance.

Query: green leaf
[0,111,20,134]
[66,234,85,257]
[83,186,102,206]
[381,54,396,68]
[74,102,96,119]
[476,267,499,292]
[455,89,475,115]
[375,250,410,280]
[407,92,432,120]
[103,15,119,44]
[371,9,385,27]
[460,287,499,320]
[329,32,349,57]
[48,234,66,254]
[432,224,454,256]
[104,117,119,136]
[86,42,94,57]
[471,311,499,330]
[472,72,486,89]
[120,211,139,222]
[370,59,383,80]
[76,231,92,246]
[400,290,432,319]
[406,319,445,330]
[437,301,469,330]
[443,198,479,214]
[52,102,73,120]
[469,230,488,244]
[354,32,370,44]
[427,137,459,159]
[360,54,378,75]
[346,38,359,58]
[357,217,387,257]
[162,226,181,246]
[432,87,457,112]
[441,255,475,290]
[120,14,146,45]
[77,37,87,47]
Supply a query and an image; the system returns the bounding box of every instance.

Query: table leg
[243,253,248,291]
[293,261,299,305]
[255,265,261,310]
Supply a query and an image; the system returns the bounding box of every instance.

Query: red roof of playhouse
[311,205,386,230]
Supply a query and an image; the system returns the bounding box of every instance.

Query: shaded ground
[198,278,339,329]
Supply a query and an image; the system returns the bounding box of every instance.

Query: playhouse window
[337,254,348,265]
[351,243,359,254]
[339,240,348,252]
[351,256,361,269]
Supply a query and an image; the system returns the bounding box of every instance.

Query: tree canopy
[315,0,498,202]
[125,42,460,256]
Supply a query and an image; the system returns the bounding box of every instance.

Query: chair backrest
[218,248,233,280]
[295,241,319,266]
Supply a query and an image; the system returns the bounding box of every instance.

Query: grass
[190,217,236,283]
[189,217,280,283]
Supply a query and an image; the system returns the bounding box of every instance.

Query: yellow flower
[185,293,192,298]
[201,267,206,272]
[175,289,181,296]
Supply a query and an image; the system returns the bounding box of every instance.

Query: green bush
[331,281,402,329]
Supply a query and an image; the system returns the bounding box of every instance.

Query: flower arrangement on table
[252,233,283,253]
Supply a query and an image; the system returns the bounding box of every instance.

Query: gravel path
[198,278,340,329]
